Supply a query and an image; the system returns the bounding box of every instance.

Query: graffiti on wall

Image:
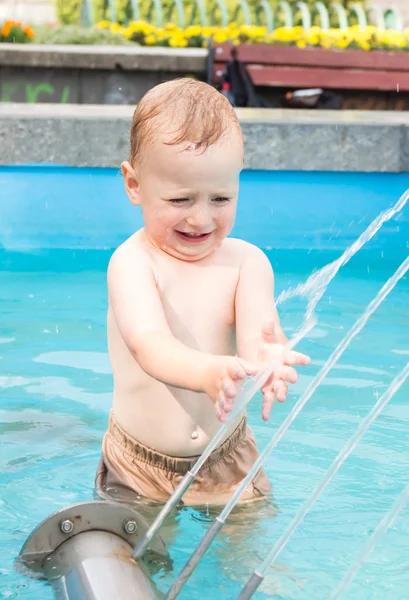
[0,82,71,103]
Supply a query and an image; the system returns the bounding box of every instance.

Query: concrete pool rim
[1,103,409,172]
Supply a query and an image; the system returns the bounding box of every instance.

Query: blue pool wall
[0,166,408,253]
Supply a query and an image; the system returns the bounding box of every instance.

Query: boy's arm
[235,244,287,363]
[108,244,211,392]
[108,243,257,417]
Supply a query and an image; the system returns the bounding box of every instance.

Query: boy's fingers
[216,392,225,412]
[237,358,259,377]
[284,350,311,366]
[215,394,228,422]
[227,361,246,380]
[262,390,275,421]
[273,380,288,403]
[223,377,237,398]
[261,319,276,344]
[276,365,298,384]
[227,360,257,380]
[218,390,233,412]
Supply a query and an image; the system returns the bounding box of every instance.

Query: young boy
[96,78,310,507]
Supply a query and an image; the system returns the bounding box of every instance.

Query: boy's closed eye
[168,198,190,204]
[167,197,232,205]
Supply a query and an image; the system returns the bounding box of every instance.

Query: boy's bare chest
[156,263,239,345]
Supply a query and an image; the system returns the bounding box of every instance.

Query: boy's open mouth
[176,231,212,243]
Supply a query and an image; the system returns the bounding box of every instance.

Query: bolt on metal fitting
[60,519,74,534]
[123,520,137,534]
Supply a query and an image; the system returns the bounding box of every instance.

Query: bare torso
[108,231,246,456]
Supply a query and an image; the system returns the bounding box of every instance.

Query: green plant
[54,0,82,25]
[0,20,35,42]
[54,0,139,25]
[33,24,133,44]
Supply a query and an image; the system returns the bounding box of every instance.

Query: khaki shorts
[95,411,272,507]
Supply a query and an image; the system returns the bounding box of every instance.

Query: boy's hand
[257,319,310,422]
[204,356,258,423]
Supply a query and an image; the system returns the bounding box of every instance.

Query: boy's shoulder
[108,232,152,273]
[110,231,147,257]
[224,237,272,268]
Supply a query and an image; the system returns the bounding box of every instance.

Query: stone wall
[1,103,409,172]
[0,44,207,104]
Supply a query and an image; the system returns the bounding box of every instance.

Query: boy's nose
[185,208,211,229]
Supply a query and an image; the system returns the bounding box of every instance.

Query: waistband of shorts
[106,410,247,475]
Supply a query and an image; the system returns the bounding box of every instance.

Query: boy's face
[123,130,243,261]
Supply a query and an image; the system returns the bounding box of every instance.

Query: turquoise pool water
[1,167,408,599]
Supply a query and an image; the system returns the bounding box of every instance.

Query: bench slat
[213,44,409,72]
[214,63,409,91]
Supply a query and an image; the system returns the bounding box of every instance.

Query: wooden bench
[210,42,409,94]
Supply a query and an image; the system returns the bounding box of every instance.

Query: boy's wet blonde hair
[129,78,242,166]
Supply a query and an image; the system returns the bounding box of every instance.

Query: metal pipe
[44,531,158,600]
[17,500,168,600]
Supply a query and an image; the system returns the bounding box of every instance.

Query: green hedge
[55,0,368,26]
[33,24,132,44]
[54,0,137,24]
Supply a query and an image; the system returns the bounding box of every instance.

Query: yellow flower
[213,31,227,43]
[145,34,157,45]
[306,33,319,45]
[110,23,122,34]
[185,25,201,37]
[87,20,409,52]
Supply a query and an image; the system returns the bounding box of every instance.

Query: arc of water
[231,0,251,26]
[329,2,348,30]
[163,257,409,600]
[275,1,293,28]
[209,0,229,27]
[132,318,315,563]
[237,359,409,600]
[369,4,386,29]
[295,1,311,30]
[276,189,409,322]
[313,1,330,30]
[165,0,185,28]
[255,0,274,33]
[350,2,368,29]
[331,481,409,599]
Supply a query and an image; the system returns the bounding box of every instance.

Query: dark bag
[220,48,270,108]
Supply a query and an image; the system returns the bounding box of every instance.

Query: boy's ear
[121,161,141,207]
